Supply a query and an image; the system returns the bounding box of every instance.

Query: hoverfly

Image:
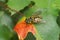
[25,12,42,24]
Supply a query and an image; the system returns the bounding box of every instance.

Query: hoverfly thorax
[25,9,43,24]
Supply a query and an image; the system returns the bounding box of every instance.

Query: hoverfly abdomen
[32,17,41,23]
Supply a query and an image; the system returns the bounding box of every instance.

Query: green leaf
[7,0,30,11]
[0,11,14,40]
[0,11,13,29]
[0,25,12,40]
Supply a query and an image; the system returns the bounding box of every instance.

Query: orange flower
[14,20,36,40]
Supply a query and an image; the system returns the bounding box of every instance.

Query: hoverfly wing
[32,9,42,17]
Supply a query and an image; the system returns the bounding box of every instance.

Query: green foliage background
[0,0,60,40]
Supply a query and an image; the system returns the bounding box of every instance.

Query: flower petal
[14,20,36,40]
